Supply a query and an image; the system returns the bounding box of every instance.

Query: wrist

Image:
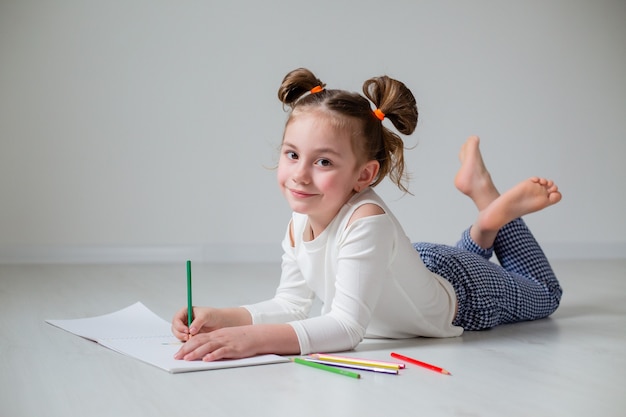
[218,307,253,328]
[254,324,301,356]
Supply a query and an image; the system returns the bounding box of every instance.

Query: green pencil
[186,260,193,331]
[292,357,360,379]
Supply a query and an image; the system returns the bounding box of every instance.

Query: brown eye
[316,159,332,167]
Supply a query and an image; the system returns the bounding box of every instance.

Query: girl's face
[277,112,370,233]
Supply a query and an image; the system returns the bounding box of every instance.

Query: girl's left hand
[173,325,258,361]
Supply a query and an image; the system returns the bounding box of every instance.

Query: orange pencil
[390,352,451,375]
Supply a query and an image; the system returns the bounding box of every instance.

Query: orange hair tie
[373,108,385,121]
[310,85,324,94]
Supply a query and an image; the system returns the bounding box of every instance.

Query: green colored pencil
[292,357,360,379]
[186,260,193,330]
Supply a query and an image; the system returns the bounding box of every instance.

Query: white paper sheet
[46,302,288,373]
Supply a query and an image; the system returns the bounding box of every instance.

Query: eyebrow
[282,141,344,158]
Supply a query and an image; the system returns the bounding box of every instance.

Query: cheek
[276,162,289,186]
[315,173,344,193]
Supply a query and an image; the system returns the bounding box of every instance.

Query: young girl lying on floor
[172,68,563,361]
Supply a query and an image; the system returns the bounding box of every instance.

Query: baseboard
[0,244,283,264]
[0,242,624,264]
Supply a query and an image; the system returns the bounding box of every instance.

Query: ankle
[470,219,498,250]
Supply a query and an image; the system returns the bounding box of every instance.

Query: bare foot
[471,177,562,248]
[454,136,500,211]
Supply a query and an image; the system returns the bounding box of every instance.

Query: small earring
[354,185,361,193]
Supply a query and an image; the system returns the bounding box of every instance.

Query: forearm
[216,307,253,328]
[175,321,301,361]
[213,309,302,355]
[251,323,301,356]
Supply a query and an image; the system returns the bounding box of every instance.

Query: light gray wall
[1,0,625,263]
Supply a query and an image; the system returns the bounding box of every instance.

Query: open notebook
[46,302,288,373]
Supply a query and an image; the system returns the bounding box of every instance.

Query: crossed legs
[415,136,563,329]
[454,136,562,250]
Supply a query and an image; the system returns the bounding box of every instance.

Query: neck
[306,190,360,240]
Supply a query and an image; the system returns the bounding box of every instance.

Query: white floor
[0,259,624,417]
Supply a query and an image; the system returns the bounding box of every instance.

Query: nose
[291,163,311,185]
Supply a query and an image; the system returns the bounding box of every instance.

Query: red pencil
[390,352,452,375]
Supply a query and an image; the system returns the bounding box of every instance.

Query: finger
[172,307,190,328]
[171,309,191,340]
[172,318,189,333]
[173,335,213,361]
[173,337,198,360]
[203,346,230,362]
[188,310,208,336]
[171,325,189,341]
[183,341,214,361]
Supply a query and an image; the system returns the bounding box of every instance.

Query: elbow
[339,321,366,351]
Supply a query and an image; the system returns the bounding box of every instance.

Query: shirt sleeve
[290,214,396,354]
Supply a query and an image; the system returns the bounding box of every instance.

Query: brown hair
[277,68,418,193]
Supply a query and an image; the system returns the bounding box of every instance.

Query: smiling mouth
[289,188,316,198]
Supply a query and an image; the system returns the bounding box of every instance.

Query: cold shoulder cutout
[347,202,385,228]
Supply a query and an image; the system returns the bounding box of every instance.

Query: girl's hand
[171,306,222,341]
[173,325,260,361]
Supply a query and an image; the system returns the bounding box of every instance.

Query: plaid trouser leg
[414,218,562,330]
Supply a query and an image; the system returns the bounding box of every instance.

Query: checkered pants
[414,218,562,330]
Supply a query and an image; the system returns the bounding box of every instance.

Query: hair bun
[278,68,326,107]
[362,76,418,135]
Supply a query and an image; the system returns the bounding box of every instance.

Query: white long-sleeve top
[243,188,462,354]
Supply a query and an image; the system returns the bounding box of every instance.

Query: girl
[172,68,563,361]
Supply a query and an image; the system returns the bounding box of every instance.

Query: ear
[355,160,380,192]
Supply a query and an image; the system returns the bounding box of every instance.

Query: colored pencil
[312,353,404,369]
[292,357,361,379]
[304,358,398,375]
[390,352,451,375]
[186,260,193,331]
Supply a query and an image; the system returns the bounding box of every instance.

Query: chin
[286,200,313,215]
[289,205,310,215]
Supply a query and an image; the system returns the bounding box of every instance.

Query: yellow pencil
[311,353,404,370]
